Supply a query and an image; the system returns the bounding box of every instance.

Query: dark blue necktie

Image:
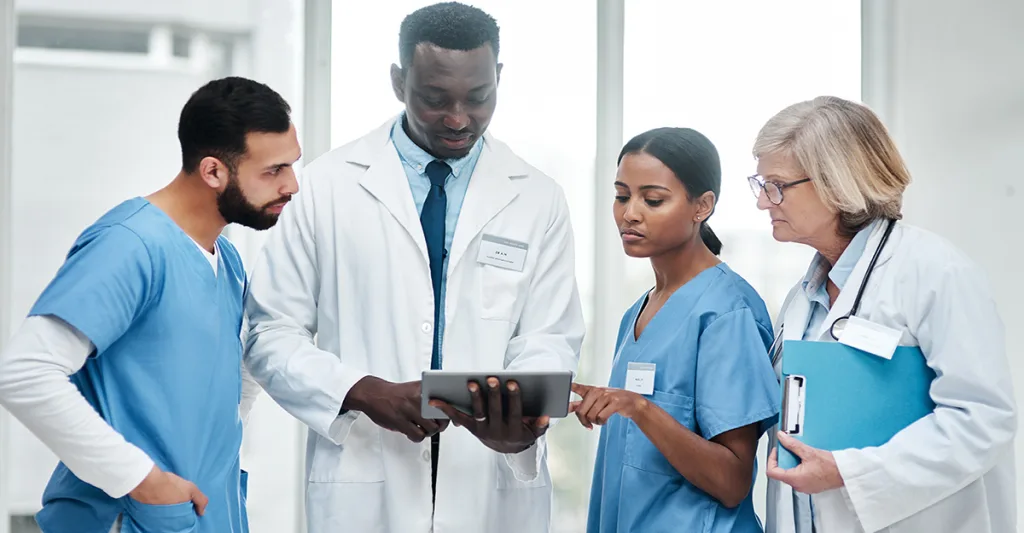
[421,160,449,370]
[422,159,449,505]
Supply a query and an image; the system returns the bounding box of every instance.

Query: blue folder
[777,340,937,469]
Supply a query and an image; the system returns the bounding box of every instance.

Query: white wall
[1,1,16,531]
[863,0,1024,529]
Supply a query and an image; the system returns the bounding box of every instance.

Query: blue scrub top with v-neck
[587,263,780,533]
[29,198,249,533]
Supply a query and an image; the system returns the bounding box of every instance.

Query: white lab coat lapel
[445,134,522,274]
[349,120,430,265]
[768,220,900,533]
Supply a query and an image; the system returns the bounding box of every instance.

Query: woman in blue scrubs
[572,127,780,532]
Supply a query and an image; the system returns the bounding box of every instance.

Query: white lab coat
[243,118,585,533]
[765,220,1017,533]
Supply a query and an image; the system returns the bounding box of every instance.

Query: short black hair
[177,76,292,173]
[398,2,500,69]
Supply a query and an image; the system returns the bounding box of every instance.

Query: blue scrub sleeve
[694,308,780,440]
[30,224,155,354]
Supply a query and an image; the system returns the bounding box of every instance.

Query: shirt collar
[801,219,881,298]
[390,114,483,180]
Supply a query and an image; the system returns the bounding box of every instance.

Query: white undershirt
[193,238,218,274]
[0,238,261,498]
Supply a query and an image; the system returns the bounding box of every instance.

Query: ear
[496,63,503,85]
[695,191,716,222]
[197,157,229,191]
[390,64,406,103]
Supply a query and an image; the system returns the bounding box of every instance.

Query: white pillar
[863,1,1024,530]
[0,0,15,531]
[590,0,626,388]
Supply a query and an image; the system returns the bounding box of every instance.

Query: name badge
[625,362,656,395]
[476,234,528,272]
[838,316,902,360]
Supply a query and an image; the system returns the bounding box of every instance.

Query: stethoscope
[770,218,897,366]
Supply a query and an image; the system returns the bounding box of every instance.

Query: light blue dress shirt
[792,218,879,533]
[390,115,483,366]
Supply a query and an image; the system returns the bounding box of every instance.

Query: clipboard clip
[781,374,806,435]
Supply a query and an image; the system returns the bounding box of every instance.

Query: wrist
[632,396,651,423]
[342,375,383,412]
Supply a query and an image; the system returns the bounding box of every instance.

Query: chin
[771,225,796,243]
[621,243,652,258]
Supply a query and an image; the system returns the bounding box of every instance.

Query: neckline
[630,263,725,343]
[135,197,223,281]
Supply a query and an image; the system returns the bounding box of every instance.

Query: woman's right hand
[128,465,208,515]
[569,382,649,429]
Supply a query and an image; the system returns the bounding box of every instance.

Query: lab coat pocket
[121,497,198,533]
[624,390,694,477]
[308,414,386,483]
[479,265,526,322]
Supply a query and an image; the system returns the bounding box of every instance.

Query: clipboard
[777,340,936,469]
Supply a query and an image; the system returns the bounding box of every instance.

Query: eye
[420,95,446,108]
[645,199,664,207]
[468,93,491,105]
[614,195,629,203]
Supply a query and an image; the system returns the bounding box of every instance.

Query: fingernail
[508,382,518,392]
[489,378,498,387]
[468,383,478,392]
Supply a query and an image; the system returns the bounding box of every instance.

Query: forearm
[632,401,751,507]
[244,327,367,441]
[0,316,153,498]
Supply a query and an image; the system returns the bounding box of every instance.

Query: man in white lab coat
[242,2,585,532]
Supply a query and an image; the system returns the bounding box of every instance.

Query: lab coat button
[422,449,431,462]
[421,322,432,333]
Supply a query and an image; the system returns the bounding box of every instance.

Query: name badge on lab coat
[625,362,656,395]
[477,234,528,272]
[838,316,902,360]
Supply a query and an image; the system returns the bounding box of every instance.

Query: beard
[217,175,288,231]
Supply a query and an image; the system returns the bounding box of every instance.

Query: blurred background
[0,0,1021,532]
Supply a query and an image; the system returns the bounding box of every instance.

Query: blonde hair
[752,96,911,236]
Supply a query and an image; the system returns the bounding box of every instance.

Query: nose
[282,168,299,196]
[443,102,470,131]
[755,188,773,211]
[622,198,642,223]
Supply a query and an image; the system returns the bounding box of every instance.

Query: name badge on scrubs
[625,362,656,395]
[838,316,902,360]
[476,234,528,272]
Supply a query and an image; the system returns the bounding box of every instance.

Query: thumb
[537,415,550,428]
[190,483,209,516]
[777,432,813,460]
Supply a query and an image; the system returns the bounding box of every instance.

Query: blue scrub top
[587,263,780,533]
[29,198,249,533]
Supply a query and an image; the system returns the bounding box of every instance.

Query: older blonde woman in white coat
[750,96,1016,533]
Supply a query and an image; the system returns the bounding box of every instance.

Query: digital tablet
[420,370,573,420]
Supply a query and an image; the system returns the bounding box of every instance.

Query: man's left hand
[429,378,548,454]
[766,432,845,494]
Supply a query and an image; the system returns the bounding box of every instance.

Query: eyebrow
[615,181,671,192]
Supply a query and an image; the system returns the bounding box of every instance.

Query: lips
[265,200,290,214]
[620,228,644,243]
[439,134,473,150]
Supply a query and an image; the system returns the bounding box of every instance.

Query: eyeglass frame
[747,174,812,205]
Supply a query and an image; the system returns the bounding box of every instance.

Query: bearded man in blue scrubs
[0,76,300,533]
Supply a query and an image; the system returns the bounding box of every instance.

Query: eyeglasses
[747,174,811,205]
